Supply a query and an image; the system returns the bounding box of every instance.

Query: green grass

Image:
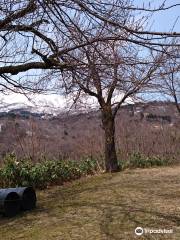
[1,166,180,239]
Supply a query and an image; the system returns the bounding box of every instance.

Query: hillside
[0,101,179,162]
[1,166,180,239]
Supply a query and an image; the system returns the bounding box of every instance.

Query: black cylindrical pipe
[8,187,36,211]
[0,190,21,217]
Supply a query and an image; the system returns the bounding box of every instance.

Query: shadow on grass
[1,170,180,240]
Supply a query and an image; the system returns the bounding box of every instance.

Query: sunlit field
[1,166,180,240]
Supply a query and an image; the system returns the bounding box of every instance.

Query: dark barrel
[8,187,36,211]
[0,189,21,217]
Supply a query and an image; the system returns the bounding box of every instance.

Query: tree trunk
[174,94,180,114]
[101,105,120,172]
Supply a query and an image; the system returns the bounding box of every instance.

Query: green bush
[123,152,171,169]
[0,154,98,189]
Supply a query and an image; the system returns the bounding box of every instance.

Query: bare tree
[159,56,180,114]
[59,38,169,171]
[0,0,180,171]
[0,1,180,80]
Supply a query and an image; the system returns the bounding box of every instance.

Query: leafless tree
[159,55,180,114]
[60,38,170,171]
[0,1,180,78]
[0,0,180,171]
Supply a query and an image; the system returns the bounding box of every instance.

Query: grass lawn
[1,166,180,239]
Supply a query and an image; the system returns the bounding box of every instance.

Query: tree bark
[101,105,120,172]
[173,94,180,114]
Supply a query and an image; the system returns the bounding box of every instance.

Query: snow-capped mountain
[0,91,135,117]
[0,93,67,115]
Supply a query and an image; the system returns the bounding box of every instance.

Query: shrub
[122,152,171,169]
[0,154,98,189]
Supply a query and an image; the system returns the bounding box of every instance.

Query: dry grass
[1,166,180,239]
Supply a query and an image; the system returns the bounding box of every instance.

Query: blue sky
[134,0,180,32]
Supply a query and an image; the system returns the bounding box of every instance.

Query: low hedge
[0,154,98,189]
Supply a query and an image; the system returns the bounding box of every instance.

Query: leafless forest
[0,101,179,166]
